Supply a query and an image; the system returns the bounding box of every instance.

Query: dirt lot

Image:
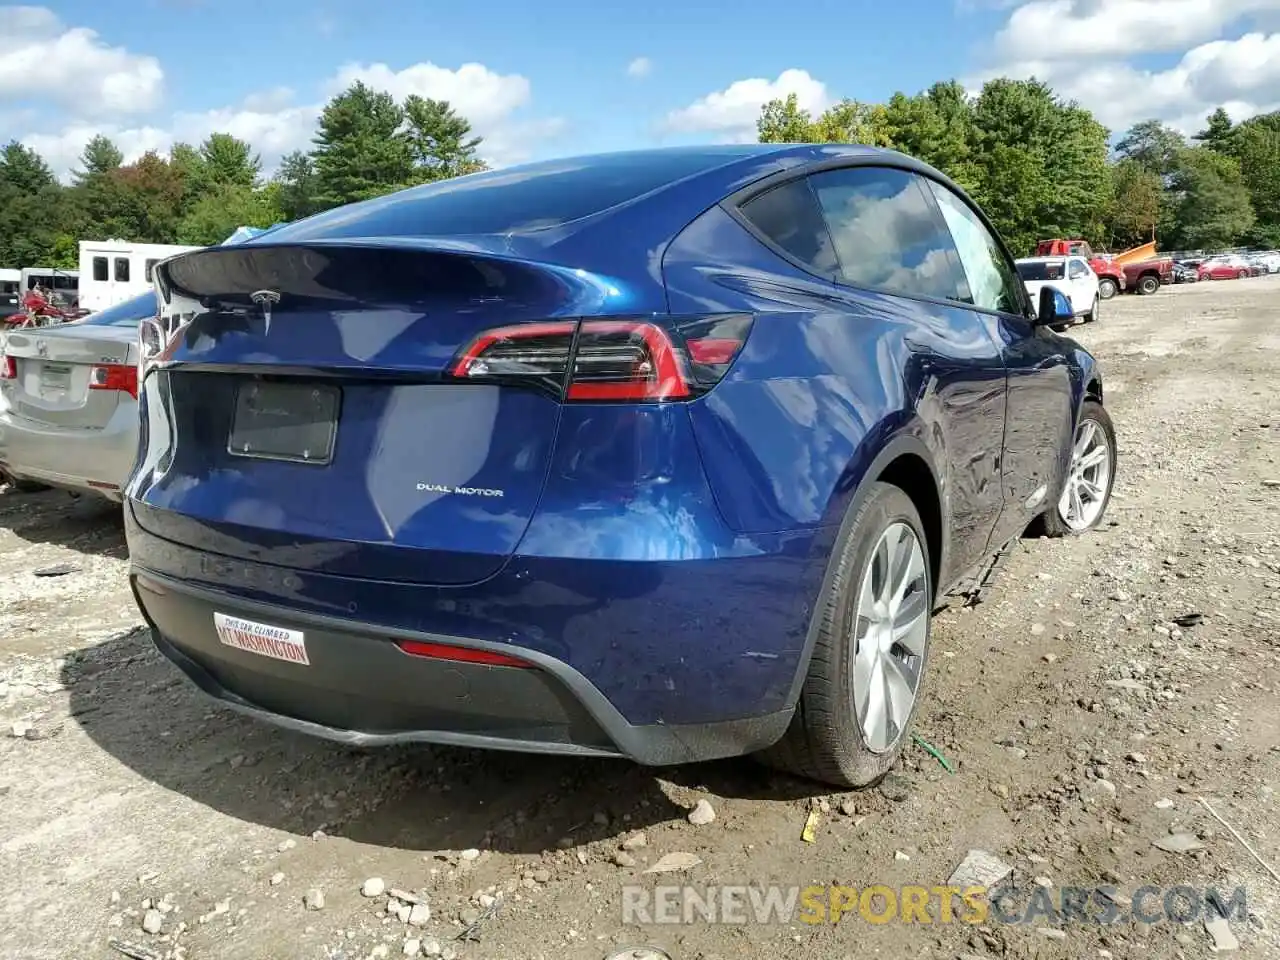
[2,277,1279,960]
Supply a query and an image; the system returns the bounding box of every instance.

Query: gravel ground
[2,277,1279,960]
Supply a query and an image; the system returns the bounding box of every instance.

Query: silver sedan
[0,292,154,500]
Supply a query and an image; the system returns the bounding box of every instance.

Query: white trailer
[0,268,19,311]
[78,240,201,312]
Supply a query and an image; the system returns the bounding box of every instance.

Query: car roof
[1016,256,1070,263]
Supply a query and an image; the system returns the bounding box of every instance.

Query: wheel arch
[783,433,948,711]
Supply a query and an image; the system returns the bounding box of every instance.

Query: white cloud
[976,29,1280,133]
[994,0,1278,61]
[975,0,1280,134]
[0,5,163,116]
[329,60,532,128]
[22,60,564,179]
[627,57,653,78]
[664,69,831,142]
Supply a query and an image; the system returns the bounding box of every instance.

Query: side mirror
[1036,286,1074,327]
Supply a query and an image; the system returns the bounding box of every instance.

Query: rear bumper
[0,402,136,499]
[131,567,795,765]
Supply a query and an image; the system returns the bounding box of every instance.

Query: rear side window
[1016,261,1065,281]
[93,257,108,282]
[738,179,838,275]
[928,181,1024,315]
[263,148,768,240]
[80,292,156,327]
[807,167,968,302]
[1069,259,1088,279]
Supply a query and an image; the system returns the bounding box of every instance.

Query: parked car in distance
[1199,256,1252,280]
[125,145,1116,788]
[1172,262,1200,284]
[1015,256,1099,324]
[0,292,155,499]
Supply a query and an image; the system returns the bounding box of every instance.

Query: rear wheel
[759,483,932,787]
[1137,275,1160,295]
[1085,297,1099,323]
[1097,278,1118,300]
[1041,401,1116,537]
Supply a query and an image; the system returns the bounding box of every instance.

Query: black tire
[1085,297,1099,323]
[1097,277,1119,299]
[758,482,933,787]
[1137,275,1160,295]
[1040,400,1116,538]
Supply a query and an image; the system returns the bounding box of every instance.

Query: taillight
[89,363,138,399]
[0,355,15,380]
[450,314,752,402]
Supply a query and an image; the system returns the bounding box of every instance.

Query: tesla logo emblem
[250,290,281,335]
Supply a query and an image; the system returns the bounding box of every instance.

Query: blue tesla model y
[125,145,1116,786]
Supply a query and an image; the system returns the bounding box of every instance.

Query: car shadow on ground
[0,487,125,558]
[62,627,822,856]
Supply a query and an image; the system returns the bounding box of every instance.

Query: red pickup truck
[1035,239,1172,297]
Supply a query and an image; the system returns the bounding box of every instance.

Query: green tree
[968,79,1110,252]
[1114,120,1185,176]
[757,93,816,142]
[73,135,124,183]
[199,132,260,189]
[403,96,486,181]
[1220,112,1280,246]
[1163,147,1255,249]
[1104,159,1162,248]
[311,81,414,208]
[883,82,978,190]
[177,182,282,245]
[273,150,321,221]
[0,141,56,193]
[1194,107,1234,151]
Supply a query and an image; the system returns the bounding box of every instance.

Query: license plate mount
[227,381,339,465]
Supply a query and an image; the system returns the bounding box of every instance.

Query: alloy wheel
[1058,418,1112,532]
[850,522,928,753]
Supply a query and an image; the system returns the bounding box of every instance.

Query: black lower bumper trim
[132,568,793,766]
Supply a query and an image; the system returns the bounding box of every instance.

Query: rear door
[927,179,1074,549]
[803,165,1009,579]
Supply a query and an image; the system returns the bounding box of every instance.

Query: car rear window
[80,292,156,327]
[262,148,768,241]
[1016,261,1065,281]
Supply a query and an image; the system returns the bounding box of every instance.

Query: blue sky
[4,1,1280,177]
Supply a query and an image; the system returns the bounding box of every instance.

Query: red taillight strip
[452,321,577,377]
[89,363,138,399]
[396,639,533,668]
[566,321,689,401]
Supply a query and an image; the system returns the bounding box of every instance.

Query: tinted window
[115,258,131,282]
[738,179,838,275]
[928,181,1024,314]
[54,274,77,291]
[80,292,156,327]
[1016,261,1065,281]
[264,148,768,240]
[807,167,967,301]
[93,257,108,282]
